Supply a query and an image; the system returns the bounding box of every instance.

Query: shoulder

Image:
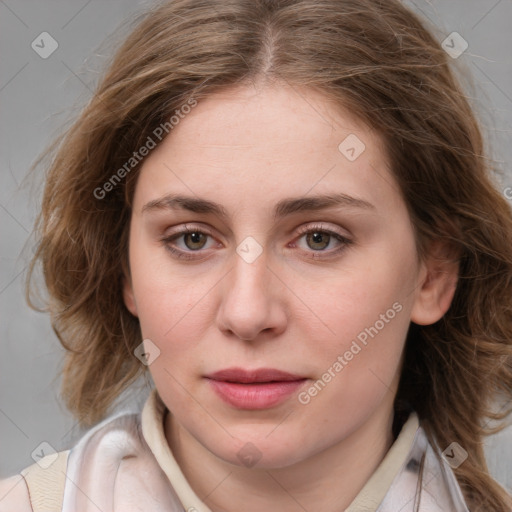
[0,410,146,512]
[0,449,70,512]
[0,474,33,512]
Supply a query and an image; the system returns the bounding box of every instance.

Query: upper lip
[205,367,306,383]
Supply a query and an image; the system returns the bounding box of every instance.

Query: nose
[215,245,287,342]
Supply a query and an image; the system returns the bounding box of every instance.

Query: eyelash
[160,223,353,261]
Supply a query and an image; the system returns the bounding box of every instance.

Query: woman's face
[124,83,439,468]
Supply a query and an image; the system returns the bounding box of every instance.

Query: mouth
[204,367,308,409]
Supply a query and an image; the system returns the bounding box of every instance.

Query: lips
[204,367,308,409]
[206,367,306,384]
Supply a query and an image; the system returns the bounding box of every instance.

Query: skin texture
[123,83,458,512]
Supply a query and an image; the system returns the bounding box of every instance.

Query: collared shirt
[10,388,471,511]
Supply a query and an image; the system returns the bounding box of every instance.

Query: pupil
[309,231,329,250]
[186,232,204,249]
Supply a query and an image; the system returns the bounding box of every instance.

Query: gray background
[1,0,511,493]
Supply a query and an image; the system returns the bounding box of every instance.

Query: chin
[207,431,314,470]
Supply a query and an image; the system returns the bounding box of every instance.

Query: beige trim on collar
[345,411,420,511]
[141,388,213,512]
[142,388,419,512]
[20,450,70,511]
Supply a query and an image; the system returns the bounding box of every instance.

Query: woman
[1,0,511,510]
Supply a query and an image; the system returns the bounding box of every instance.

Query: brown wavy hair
[26,0,512,508]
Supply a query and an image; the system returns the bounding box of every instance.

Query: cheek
[133,275,209,352]
[299,244,415,397]
[296,293,408,430]
[309,249,414,346]
[128,234,210,350]
[308,281,407,384]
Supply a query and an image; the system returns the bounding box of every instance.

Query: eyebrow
[142,192,376,220]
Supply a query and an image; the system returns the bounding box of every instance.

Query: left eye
[295,229,346,252]
[161,224,352,260]
[291,224,353,258]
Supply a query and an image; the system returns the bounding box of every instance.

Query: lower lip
[206,379,308,409]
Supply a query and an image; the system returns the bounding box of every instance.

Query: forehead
[162,83,370,154]
[133,83,401,217]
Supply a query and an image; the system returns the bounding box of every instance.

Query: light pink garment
[60,391,470,512]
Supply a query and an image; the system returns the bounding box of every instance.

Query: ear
[123,274,138,317]
[410,238,460,326]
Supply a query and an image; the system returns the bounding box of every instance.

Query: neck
[165,403,396,512]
